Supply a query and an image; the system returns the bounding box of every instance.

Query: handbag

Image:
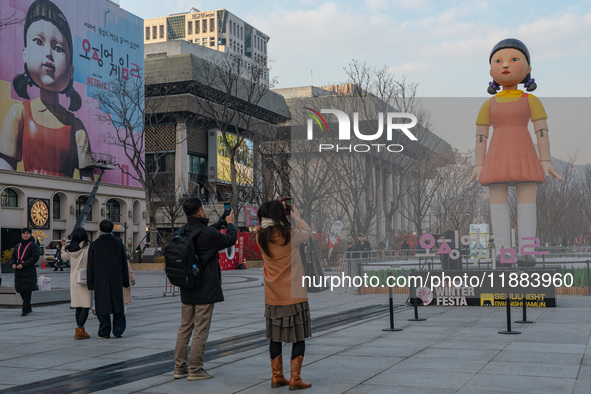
[76,247,88,285]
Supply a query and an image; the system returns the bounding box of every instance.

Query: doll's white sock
[517,203,537,248]
[490,203,511,253]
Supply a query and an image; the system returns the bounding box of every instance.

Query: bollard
[514,296,533,324]
[499,294,521,335]
[382,272,402,332]
[408,295,426,322]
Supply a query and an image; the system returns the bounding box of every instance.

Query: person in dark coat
[174,197,237,381]
[87,220,129,339]
[11,227,40,316]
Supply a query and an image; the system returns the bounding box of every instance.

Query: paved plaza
[1,267,591,393]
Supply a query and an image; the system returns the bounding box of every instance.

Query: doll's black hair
[12,0,81,111]
[487,38,537,95]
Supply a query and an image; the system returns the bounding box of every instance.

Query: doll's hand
[541,161,563,181]
[466,165,482,184]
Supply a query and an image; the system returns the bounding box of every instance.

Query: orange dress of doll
[21,101,77,177]
[478,91,546,186]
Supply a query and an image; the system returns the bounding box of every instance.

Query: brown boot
[289,356,311,390]
[75,327,91,340]
[271,355,289,388]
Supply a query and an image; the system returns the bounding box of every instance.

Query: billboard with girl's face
[0,0,143,186]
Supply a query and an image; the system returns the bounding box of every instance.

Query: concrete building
[272,85,455,247]
[1,170,146,257]
[144,8,270,86]
[144,40,289,233]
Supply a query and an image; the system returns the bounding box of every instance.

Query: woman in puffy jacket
[11,227,40,316]
[61,227,92,339]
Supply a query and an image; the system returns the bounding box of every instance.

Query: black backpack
[164,225,203,289]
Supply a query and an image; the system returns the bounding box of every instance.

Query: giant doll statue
[467,38,562,263]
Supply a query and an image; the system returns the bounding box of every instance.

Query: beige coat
[123,261,135,305]
[259,216,310,306]
[61,243,93,308]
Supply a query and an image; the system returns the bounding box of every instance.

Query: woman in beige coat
[60,227,93,340]
[123,257,135,312]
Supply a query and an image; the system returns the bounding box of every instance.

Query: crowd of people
[10,198,314,389]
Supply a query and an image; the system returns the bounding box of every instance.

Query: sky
[121,0,591,163]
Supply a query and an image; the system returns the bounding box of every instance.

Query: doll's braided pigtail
[524,78,537,92]
[12,72,34,100]
[487,81,500,95]
[64,81,81,111]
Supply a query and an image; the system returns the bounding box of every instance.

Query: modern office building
[144,8,270,86]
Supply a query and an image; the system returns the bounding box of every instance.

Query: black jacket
[87,234,129,315]
[11,238,40,293]
[180,217,238,305]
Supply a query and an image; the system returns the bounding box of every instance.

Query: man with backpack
[173,197,237,381]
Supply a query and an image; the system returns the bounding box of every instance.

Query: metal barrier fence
[341,249,591,296]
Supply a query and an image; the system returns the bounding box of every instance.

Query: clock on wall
[28,198,50,229]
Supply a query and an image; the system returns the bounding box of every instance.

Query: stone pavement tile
[504,342,587,355]
[0,353,87,369]
[92,374,174,393]
[304,344,352,356]
[105,347,174,359]
[458,373,575,393]
[292,364,389,385]
[238,381,356,394]
[573,366,591,394]
[0,366,71,386]
[340,344,427,358]
[364,369,474,390]
[392,357,489,374]
[346,383,457,394]
[429,338,507,351]
[479,360,579,379]
[410,347,501,361]
[582,353,591,366]
[49,356,129,371]
[492,349,583,365]
[308,355,404,371]
[135,375,266,393]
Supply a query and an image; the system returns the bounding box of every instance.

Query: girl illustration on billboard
[0,0,93,179]
[467,38,562,264]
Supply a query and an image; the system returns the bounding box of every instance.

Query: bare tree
[187,53,280,217]
[431,149,484,235]
[92,72,176,247]
[0,10,23,31]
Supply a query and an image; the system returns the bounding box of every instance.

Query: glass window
[145,26,150,40]
[188,21,193,35]
[195,38,200,44]
[202,19,207,33]
[210,37,215,46]
[195,20,200,34]
[187,39,192,43]
[240,26,243,39]
[75,196,92,222]
[146,153,166,173]
[159,25,164,38]
[152,26,157,40]
[210,18,214,32]
[106,200,121,223]
[1,188,17,207]
[53,194,60,219]
[189,154,207,176]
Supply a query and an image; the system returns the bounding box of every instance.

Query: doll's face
[23,20,73,93]
[489,48,531,88]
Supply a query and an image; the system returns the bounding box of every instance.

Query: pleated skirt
[265,301,312,343]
